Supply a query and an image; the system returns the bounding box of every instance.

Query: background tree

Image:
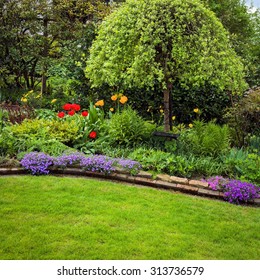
[0,0,110,97]
[201,0,260,86]
[86,0,247,132]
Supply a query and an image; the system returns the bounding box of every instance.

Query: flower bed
[20,152,142,176]
[1,152,258,206]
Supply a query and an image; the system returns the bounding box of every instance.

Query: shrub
[10,119,79,144]
[222,149,260,184]
[178,120,230,157]
[0,125,73,157]
[0,156,20,167]
[224,88,260,147]
[128,148,171,173]
[108,107,156,147]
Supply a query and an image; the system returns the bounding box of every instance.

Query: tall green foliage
[86,0,247,132]
[178,120,231,157]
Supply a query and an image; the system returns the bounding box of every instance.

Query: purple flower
[204,176,228,191]
[80,155,116,174]
[223,180,259,204]
[53,153,86,168]
[204,176,259,204]
[116,159,142,175]
[20,152,142,176]
[21,152,53,175]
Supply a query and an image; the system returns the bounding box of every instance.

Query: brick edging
[0,167,259,206]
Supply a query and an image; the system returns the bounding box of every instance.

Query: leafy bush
[128,148,171,173]
[0,124,73,157]
[187,156,225,177]
[239,153,260,184]
[221,148,248,176]
[108,107,156,147]
[0,156,20,167]
[10,118,79,144]
[178,120,230,157]
[222,149,260,184]
[224,88,260,146]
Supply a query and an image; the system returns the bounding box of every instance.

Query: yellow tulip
[193,108,199,113]
[109,108,114,112]
[111,95,117,101]
[119,96,128,104]
[95,100,104,107]
[172,116,176,121]
[189,123,193,128]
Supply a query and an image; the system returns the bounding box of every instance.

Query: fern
[182,120,231,157]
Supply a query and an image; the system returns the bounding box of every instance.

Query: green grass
[0,176,259,260]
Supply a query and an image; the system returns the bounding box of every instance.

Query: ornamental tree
[85,0,247,131]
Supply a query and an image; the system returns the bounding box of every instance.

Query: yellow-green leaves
[86,0,247,93]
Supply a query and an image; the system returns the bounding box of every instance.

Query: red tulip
[89,131,97,139]
[68,110,75,116]
[72,103,81,111]
[57,112,65,118]
[63,103,72,111]
[81,111,89,117]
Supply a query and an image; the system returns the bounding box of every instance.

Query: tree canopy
[0,0,110,93]
[85,0,247,131]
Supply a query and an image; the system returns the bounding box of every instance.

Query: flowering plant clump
[57,103,87,119]
[116,159,142,175]
[223,180,259,204]
[204,176,259,204]
[20,152,143,176]
[109,93,128,112]
[53,153,86,168]
[21,152,53,175]
[204,176,228,191]
[80,155,116,174]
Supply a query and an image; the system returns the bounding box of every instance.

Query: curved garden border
[1,167,259,206]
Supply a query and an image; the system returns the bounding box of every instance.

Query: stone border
[0,167,259,206]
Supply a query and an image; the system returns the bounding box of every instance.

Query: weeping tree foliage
[85,0,247,132]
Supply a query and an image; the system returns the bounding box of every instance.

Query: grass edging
[0,167,259,206]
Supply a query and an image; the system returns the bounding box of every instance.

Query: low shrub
[178,120,231,157]
[128,148,171,173]
[224,88,260,147]
[10,118,79,144]
[222,148,260,184]
[108,107,156,147]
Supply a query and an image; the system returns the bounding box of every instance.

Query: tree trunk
[163,82,172,132]
[41,16,48,95]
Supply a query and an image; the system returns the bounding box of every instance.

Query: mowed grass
[0,176,259,260]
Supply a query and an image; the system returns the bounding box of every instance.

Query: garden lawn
[0,176,259,260]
